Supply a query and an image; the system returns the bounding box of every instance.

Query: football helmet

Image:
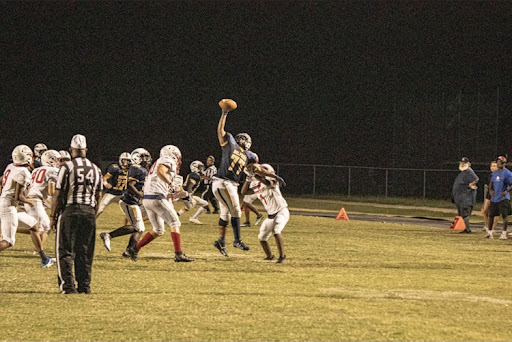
[260,163,275,174]
[12,145,33,165]
[34,143,48,157]
[59,150,71,162]
[41,150,61,168]
[235,133,252,150]
[131,148,152,166]
[190,161,205,174]
[119,152,132,168]
[160,145,182,171]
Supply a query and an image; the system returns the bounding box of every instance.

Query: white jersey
[144,156,177,197]
[248,180,265,195]
[257,181,288,216]
[27,165,59,200]
[0,163,31,202]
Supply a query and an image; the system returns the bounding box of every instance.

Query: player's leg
[96,194,119,218]
[258,218,274,260]
[482,198,491,230]
[189,196,208,224]
[0,205,17,252]
[244,200,263,226]
[221,180,249,250]
[272,209,290,263]
[160,199,194,262]
[499,201,511,239]
[18,211,54,266]
[101,201,137,252]
[212,180,231,254]
[125,204,146,255]
[132,200,164,260]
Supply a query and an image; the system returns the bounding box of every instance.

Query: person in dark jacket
[452,157,479,234]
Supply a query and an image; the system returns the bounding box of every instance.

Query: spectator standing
[487,156,512,239]
[452,157,479,234]
[50,134,103,294]
[482,160,498,231]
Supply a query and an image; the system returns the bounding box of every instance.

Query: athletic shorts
[489,199,512,218]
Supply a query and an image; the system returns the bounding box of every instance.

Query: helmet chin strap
[459,164,470,171]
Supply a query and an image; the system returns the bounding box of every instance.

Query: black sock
[231,217,241,241]
[39,250,48,261]
[127,234,138,250]
[109,226,134,238]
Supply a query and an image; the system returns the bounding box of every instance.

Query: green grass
[1,202,512,341]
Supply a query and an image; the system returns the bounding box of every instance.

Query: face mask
[459,164,469,172]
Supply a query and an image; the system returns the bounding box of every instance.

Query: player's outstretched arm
[217,110,229,146]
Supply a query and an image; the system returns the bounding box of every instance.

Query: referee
[201,155,219,214]
[50,134,103,294]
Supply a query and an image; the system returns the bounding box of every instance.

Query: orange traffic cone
[336,207,349,220]
[450,216,466,231]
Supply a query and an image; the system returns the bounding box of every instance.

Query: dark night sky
[1,1,511,170]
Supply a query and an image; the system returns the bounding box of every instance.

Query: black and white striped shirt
[56,157,103,207]
[204,165,217,185]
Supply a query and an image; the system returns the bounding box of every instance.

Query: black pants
[456,203,473,231]
[202,184,219,212]
[57,204,96,293]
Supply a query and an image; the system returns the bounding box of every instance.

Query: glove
[275,175,286,188]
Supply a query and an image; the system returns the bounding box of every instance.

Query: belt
[143,194,165,200]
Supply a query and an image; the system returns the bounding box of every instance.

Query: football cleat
[240,222,251,227]
[263,255,275,261]
[213,240,229,257]
[122,250,130,258]
[100,233,111,252]
[255,215,264,225]
[276,255,287,264]
[174,252,195,262]
[127,246,139,262]
[499,232,508,240]
[233,240,250,251]
[485,231,494,239]
[189,218,203,225]
[42,257,56,268]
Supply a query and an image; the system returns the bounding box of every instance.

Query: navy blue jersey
[184,172,202,195]
[33,157,43,169]
[215,133,258,183]
[105,163,128,196]
[122,164,148,205]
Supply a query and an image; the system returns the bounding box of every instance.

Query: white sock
[192,207,206,220]
[177,209,184,216]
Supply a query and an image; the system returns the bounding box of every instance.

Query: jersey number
[32,168,47,184]
[77,168,95,184]
[2,170,11,187]
[228,151,246,175]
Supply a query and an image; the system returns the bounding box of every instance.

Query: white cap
[70,134,87,149]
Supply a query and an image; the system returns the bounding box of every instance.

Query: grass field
[1,199,512,341]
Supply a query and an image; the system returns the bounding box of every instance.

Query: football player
[127,145,194,262]
[241,164,288,264]
[101,148,152,257]
[240,153,264,227]
[96,152,131,217]
[58,150,71,166]
[177,160,210,225]
[25,149,60,250]
[211,108,284,256]
[33,143,48,168]
[0,145,55,267]
[200,155,219,214]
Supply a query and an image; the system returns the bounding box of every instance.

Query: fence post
[348,167,351,196]
[423,169,426,199]
[385,169,388,197]
[312,165,316,196]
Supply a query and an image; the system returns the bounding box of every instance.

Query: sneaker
[264,255,275,261]
[174,252,195,262]
[241,222,251,227]
[255,215,264,225]
[459,229,471,234]
[233,240,250,251]
[100,233,111,252]
[277,255,287,264]
[500,232,508,240]
[485,231,493,239]
[127,246,138,262]
[77,287,91,294]
[205,209,211,214]
[42,257,56,268]
[189,218,203,225]
[213,240,228,257]
[122,250,130,258]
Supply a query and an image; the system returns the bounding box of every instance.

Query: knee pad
[218,218,229,227]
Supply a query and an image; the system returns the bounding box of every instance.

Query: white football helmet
[235,133,252,150]
[260,163,275,174]
[12,145,33,165]
[131,148,152,166]
[160,145,182,171]
[190,161,205,174]
[34,143,48,157]
[59,150,71,161]
[41,150,61,168]
[119,152,132,168]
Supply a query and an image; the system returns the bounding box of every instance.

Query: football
[218,99,237,111]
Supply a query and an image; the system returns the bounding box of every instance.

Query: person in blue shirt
[487,156,512,239]
[451,157,479,234]
[100,148,151,257]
